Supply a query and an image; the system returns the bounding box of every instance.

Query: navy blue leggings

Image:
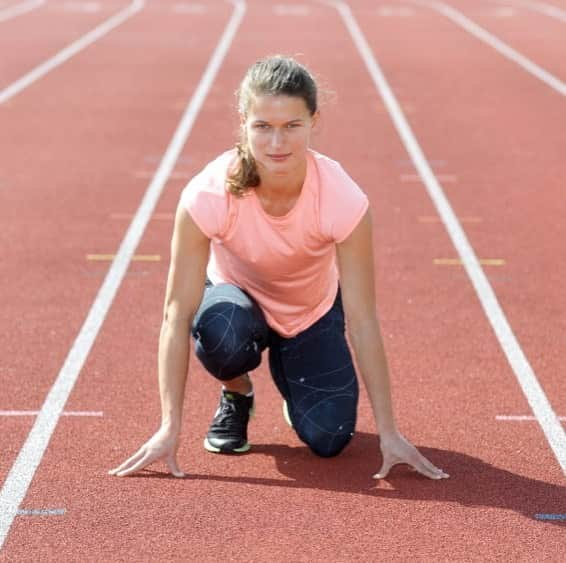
[191,282,359,457]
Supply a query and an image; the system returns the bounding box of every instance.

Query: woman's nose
[270,128,284,148]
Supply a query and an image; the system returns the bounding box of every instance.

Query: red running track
[1,0,565,560]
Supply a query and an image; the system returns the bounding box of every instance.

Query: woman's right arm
[108,203,210,478]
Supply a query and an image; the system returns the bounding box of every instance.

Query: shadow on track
[132,432,565,526]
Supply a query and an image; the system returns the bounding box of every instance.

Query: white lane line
[414,1,566,97]
[0,0,44,23]
[0,0,246,549]
[327,0,566,475]
[510,0,566,23]
[0,0,145,105]
[0,411,103,416]
[497,415,566,421]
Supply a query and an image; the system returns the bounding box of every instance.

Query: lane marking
[434,258,505,266]
[86,254,161,261]
[58,1,101,13]
[134,170,193,180]
[110,212,174,220]
[171,2,206,14]
[0,0,44,23]
[401,173,457,183]
[397,158,446,168]
[496,415,566,421]
[0,0,145,105]
[0,0,246,549]
[534,513,566,520]
[273,4,310,15]
[511,0,566,23]
[419,215,483,223]
[491,6,516,17]
[0,411,103,417]
[414,1,566,97]
[17,509,66,516]
[377,5,415,17]
[328,0,566,474]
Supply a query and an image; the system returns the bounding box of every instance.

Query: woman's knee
[300,422,355,458]
[191,284,268,381]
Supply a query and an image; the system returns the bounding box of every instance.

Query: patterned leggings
[191,282,359,457]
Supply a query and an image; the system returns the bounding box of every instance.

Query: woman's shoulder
[186,149,238,196]
[308,149,364,195]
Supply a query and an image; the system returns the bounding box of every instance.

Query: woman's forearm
[157,316,191,434]
[347,317,398,436]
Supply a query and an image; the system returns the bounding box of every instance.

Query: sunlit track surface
[1,0,565,560]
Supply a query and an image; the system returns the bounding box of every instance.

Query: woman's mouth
[267,153,291,162]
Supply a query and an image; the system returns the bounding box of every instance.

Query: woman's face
[243,94,318,181]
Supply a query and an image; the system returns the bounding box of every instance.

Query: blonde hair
[227,56,318,197]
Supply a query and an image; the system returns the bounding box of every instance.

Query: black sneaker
[204,389,254,454]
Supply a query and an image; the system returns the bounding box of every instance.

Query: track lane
[0,0,235,552]
[0,1,134,91]
[349,0,566,476]
[422,0,566,88]
[2,0,565,560]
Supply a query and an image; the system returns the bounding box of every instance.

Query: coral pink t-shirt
[180,149,369,337]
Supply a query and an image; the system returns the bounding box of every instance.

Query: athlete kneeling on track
[109,55,449,481]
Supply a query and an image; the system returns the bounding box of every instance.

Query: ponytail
[226,141,260,197]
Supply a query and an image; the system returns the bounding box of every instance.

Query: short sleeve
[179,152,234,239]
[316,155,370,243]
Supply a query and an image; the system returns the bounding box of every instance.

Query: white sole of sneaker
[203,438,251,454]
[282,400,293,428]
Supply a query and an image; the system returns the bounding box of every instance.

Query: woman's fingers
[113,451,156,477]
[166,454,186,478]
[108,448,146,476]
[372,457,394,480]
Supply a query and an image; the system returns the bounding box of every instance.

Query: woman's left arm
[336,209,449,480]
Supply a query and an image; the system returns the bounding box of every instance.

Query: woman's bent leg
[191,283,269,381]
[268,289,359,458]
[191,283,269,453]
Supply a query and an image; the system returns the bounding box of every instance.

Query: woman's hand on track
[373,431,450,480]
[108,427,185,478]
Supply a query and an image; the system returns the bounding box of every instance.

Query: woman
[109,56,449,480]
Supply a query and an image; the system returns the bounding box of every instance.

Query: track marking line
[413,1,566,97]
[86,254,161,262]
[510,0,566,23]
[534,513,566,520]
[401,173,457,183]
[0,411,103,417]
[0,0,145,105]
[490,6,516,17]
[327,0,566,475]
[110,212,174,221]
[0,0,44,23]
[377,5,415,16]
[171,2,206,14]
[17,509,66,516]
[496,415,566,421]
[273,4,310,15]
[419,215,482,223]
[0,0,246,549]
[434,258,505,266]
[134,170,193,180]
[58,1,101,13]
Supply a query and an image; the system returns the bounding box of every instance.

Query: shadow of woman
[183,431,566,526]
